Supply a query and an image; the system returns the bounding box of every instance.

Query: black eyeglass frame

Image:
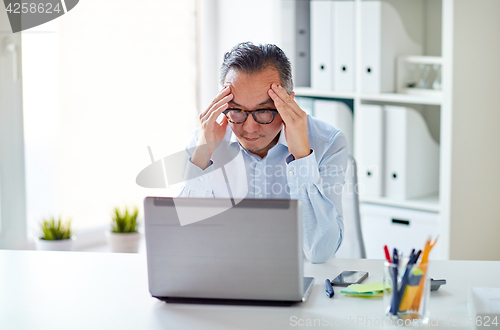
[222,109,279,125]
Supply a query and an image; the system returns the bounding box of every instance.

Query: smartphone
[331,271,369,287]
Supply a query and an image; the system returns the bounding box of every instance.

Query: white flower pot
[106,231,141,253]
[35,237,75,251]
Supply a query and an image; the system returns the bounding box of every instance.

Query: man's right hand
[191,85,233,170]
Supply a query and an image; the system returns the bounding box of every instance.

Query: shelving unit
[359,194,440,214]
[294,87,356,100]
[285,0,446,258]
[282,0,500,261]
[292,1,443,200]
[295,88,442,105]
[205,0,500,260]
[359,93,442,106]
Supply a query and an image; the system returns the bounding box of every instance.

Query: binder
[360,0,424,93]
[360,1,382,93]
[384,106,440,200]
[354,104,384,198]
[333,0,355,92]
[313,100,353,153]
[310,0,333,90]
[280,0,311,87]
[295,0,311,88]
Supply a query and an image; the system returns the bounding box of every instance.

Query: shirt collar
[276,125,288,147]
[228,127,239,144]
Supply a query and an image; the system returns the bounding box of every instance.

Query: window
[0,4,27,248]
[21,0,198,239]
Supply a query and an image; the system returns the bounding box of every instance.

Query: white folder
[360,1,382,93]
[333,1,355,92]
[360,1,424,93]
[384,106,440,200]
[310,0,333,91]
[354,104,384,198]
[281,0,311,88]
[295,0,311,87]
[313,99,353,153]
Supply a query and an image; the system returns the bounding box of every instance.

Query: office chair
[335,154,366,259]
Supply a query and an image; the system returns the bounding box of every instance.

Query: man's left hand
[268,84,310,160]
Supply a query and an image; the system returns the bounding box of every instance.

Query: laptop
[144,197,314,305]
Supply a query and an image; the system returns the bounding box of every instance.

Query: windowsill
[21,225,147,253]
[78,238,146,253]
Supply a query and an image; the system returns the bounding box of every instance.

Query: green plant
[39,216,72,240]
[111,207,139,233]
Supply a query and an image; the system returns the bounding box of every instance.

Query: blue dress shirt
[179,115,348,263]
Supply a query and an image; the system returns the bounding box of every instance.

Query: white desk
[0,250,498,329]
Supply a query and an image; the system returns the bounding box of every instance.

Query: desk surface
[0,250,498,329]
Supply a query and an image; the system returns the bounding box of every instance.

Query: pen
[414,250,422,264]
[325,279,334,298]
[411,236,438,311]
[399,268,424,311]
[396,250,418,311]
[390,248,399,315]
[384,245,392,263]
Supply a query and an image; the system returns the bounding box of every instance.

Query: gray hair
[220,42,293,95]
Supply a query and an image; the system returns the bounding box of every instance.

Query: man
[180,42,348,263]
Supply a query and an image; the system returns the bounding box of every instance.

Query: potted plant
[106,207,141,253]
[35,216,75,251]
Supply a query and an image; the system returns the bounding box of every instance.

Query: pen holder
[383,261,430,326]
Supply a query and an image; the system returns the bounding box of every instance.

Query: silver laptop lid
[144,197,304,301]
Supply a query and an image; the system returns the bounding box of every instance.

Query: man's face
[223,67,284,158]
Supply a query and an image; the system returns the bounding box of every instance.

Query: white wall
[449,0,500,260]
[22,0,198,233]
[198,0,282,109]
[216,0,282,60]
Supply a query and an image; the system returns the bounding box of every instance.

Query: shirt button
[199,177,204,182]
[258,194,263,198]
[289,171,294,176]
[208,174,212,179]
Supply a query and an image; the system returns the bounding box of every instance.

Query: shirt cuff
[286,149,320,191]
[182,158,214,196]
[285,149,313,164]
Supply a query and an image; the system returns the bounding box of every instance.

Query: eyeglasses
[223,109,279,124]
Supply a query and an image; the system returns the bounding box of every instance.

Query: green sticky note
[340,286,382,296]
[345,293,383,298]
[349,282,386,293]
[341,287,360,294]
